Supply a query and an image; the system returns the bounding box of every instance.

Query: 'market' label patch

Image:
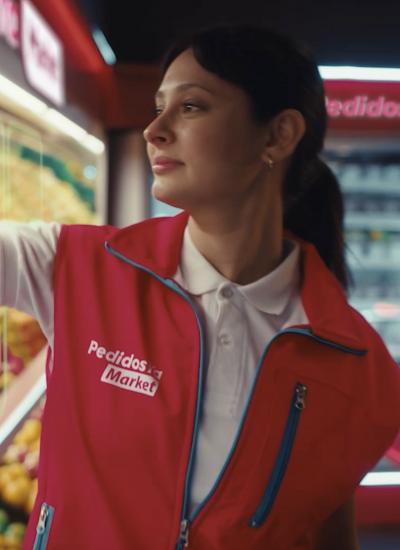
[101,365,159,396]
[88,340,162,398]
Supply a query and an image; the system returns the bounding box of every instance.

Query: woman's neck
[187,190,283,286]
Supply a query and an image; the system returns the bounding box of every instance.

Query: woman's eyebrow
[154,83,215,99]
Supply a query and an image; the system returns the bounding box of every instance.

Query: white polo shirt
[0,220,308,516]
[174,227,308,515]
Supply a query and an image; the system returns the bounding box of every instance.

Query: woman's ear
[262,109,306,165]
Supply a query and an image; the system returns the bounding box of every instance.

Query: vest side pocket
[32,503,55,550]
[248,382,307,529]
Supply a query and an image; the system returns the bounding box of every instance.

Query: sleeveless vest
[23,212,400,550]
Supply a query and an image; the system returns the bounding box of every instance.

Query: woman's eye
[183,102,199,112]
[153,102,201,117]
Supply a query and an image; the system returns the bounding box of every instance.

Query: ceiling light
[319,66,400,82]
[0,74,47,114]
[360,472,400,486]
[92,28,117,66]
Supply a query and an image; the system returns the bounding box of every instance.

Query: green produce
[0,509,9,533]
[5,522,26,540]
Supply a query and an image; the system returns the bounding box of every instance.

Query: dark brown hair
[161,23,348,289]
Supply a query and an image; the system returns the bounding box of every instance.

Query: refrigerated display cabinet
[0,104,105,541]
[324,137,400,525]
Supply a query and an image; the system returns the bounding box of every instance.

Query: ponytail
[283,158,349,291]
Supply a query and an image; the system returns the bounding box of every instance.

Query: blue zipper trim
[186,327,366,526]
[163,277,206,526]
[104,243,367,544]
[32,503,55,550]
[249,383,303,528]
[104,243,205,549]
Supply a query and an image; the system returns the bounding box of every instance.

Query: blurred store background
[0,0,397,548]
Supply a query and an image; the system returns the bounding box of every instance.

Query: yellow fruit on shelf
[0,469,10,492]
[6,464,27,478]
[0,307,48,367]
[11,434,25,446]
[24,478,38,514]
[25,488,37,515]
[3,535,23,549]
[13,419,41,446]
[0,463,29,498]
[28,439,40,453]
[1,476,31,508]
[1,444,28,466]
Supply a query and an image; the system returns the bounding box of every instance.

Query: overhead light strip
[92,28,117,66]
[319,66,400,82]
[0,74,47,115]
[360,472,400,486]
[0,73,105,154]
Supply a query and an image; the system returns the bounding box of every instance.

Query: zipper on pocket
[249,382,307,529]
[33,503,55,550]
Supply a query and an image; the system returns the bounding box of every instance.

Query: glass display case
[0,104,103,390]
[0,103,105,538]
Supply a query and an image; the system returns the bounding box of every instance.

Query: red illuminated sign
[21,0,65,106]
[0,0,19,49]
[326,96,400,119]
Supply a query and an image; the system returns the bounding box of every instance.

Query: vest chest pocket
[32,503,54,550]
[248,382,307,529]
[237,369,369,543]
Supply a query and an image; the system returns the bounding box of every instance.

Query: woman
[3,24,399,550]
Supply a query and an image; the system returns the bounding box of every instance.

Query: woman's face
[144,49,270,212]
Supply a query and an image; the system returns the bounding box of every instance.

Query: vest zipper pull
[36,504,50,534]
[295,384,307,410]
[178,519,190,547]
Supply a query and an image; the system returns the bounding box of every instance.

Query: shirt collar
[106,212,367,350]
[177,226,229,295]
[177,225,301,315]
[238,240,301,315]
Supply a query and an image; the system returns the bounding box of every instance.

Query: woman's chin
[151,181,186,210]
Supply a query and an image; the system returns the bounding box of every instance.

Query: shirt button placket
[219,333,233,346]
[221,287,233,299]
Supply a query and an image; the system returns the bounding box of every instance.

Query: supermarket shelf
[345,214,400,231]
[325,136,400,154]
[342,184,400,197]
[347,256,400,271]
[0,347,47,452]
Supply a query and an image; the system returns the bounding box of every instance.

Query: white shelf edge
[0,373,46,445]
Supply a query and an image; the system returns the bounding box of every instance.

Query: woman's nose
[143,119,172,146]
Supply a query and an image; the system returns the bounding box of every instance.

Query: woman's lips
[152,162,184,174]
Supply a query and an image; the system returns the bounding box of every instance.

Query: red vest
[23,212,400,550]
